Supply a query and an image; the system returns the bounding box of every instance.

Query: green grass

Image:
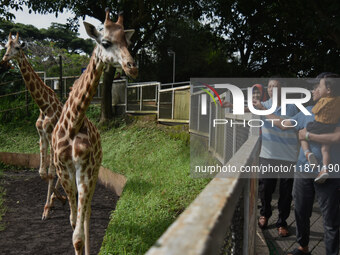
[0,111,209,254]
[0,119,40,154]
[99,123,208,254]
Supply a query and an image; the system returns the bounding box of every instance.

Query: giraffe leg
[50,178,67,205]
[57,165,77,230]
[42,138,54,220]
[84,204,91,255]
[73,165,96,255]
[84,175,97,255]
[42,141,67,219]
[36,113,48,180]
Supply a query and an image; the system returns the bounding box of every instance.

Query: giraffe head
[84,9,138,79]
[2,32,26,62]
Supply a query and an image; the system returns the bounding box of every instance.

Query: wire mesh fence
[0,73,82,122]
[0,75,33,121]
[44,76,79,99]
[190,91,210,136]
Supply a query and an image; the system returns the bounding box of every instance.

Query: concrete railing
[146,135,260,255]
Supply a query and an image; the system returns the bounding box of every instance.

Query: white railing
[125,81,159,114]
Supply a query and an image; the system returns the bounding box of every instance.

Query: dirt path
[0,169,118,255]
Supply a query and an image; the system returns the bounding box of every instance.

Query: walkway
[259,190,328,255]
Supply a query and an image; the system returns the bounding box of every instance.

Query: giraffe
[2,32,66,220]
[52,9,137,255]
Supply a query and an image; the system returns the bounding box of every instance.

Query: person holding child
[301,74,340,183]
[253,72,340,255]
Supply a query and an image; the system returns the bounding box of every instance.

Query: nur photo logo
[198,83,311,116]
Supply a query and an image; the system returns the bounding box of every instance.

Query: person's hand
[253,99,263,109]
[222,101,233,108]
[299,128,308,141]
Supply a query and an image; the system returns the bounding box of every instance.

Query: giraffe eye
[101,40,112,49]
[15,47,20,50]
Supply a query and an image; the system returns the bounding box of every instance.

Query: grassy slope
[0,113,209,254]
[99,123,208,254]
[0,120,39,154]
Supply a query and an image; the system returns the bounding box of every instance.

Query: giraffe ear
[124,29,135,46]
[84,22,102,43]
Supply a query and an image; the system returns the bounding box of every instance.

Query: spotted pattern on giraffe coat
[2,32,65,221]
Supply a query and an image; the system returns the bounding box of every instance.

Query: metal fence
[125,81,159,113]
[189,89,210,137]
[44,75,79,99]
[0,72,47,117]
[208,90,253,165]
[158,81,190,123]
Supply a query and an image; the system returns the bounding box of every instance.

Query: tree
[209,0,340,76]
[0,20,90,82]
[41,23,94,54]
[0,0,23,21]
[0,20,94,54]
[27,41,90,77]
[21,0,207,123]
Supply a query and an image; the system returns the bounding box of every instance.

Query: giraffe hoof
[39,171,47,180]
[42,205,52,220]
[41,212,48,220]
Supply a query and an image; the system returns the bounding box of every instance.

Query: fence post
[125,81,128,113]
[171,89,174,119]
[140,86,143,111]
[59,55,63,101]
[64,78,67,99]
[157,83,160,120]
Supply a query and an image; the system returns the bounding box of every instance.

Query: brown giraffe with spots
[1,32,66,220]
[52,9,137,255]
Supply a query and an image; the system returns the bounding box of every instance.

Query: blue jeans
[293,177,340,255]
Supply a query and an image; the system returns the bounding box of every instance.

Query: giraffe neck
[65,47,104,133]
[17,52,59,111]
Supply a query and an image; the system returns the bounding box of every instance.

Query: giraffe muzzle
[124,61,138,79]
[127,61,137,68]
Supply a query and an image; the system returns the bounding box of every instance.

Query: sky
[11,6,102,39]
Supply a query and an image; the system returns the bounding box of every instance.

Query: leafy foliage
[0,20,94,54]
[0,20,91,123]
[209,0,340,76]
[0,0,24,21]
[17,0,340,80]
[26,41,89,77]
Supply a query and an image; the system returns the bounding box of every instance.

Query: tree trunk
[100,65,116,123]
